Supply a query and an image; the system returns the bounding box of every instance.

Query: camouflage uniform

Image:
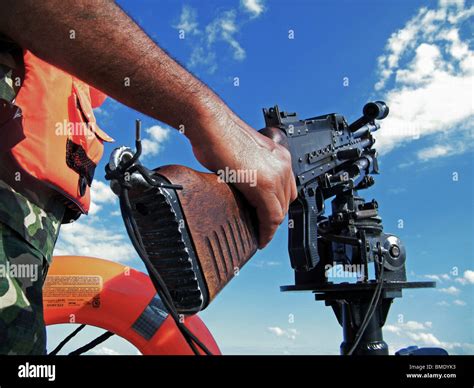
[0,44,66,354]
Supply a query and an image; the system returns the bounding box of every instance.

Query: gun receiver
[261,101,388,272]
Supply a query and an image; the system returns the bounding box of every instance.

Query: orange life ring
[43,256,221,355]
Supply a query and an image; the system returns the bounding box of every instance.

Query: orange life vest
[4,50,114,218]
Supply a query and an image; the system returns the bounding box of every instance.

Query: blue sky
[47,0,473,355]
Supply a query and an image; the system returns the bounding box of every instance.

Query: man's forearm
[0,0,241,142]
[1,0,298,247]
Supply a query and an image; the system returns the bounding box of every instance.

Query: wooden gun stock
[127,165,257,314]
[158,166,259,303]
[126,128,286,314]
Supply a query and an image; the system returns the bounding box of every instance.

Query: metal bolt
[389,245,400,258]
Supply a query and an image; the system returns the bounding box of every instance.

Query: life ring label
[43,275,103,309]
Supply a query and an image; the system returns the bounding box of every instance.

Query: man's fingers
[256,193,284,249]
[290,176,298,202]
[253,166,297,249]
[284,170,297,212]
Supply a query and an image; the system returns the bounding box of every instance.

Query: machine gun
[263,102,436,355]
[106,101,437,355]
[261,101,386,272]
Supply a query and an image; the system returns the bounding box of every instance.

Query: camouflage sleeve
[0,181,64,355]
[0,221,48,354]
[0,63,15,102]
[0,180,64,264]
[0,34,21,102]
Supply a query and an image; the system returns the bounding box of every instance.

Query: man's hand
[188,112,298,249]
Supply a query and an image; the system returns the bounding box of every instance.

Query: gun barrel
[352,122,380,139]
[363,101,389,121]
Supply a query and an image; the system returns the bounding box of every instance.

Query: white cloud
[437,300,450,306]
[90,346,121,355]
[417,144,450,161]
[404,320,432,330]
[250,259,281,268]
[173,5,200,35]
[141,124,171,157]
[385,324,401,333]
[373,1,474,157]
[455,269,474,285]
[423,270,474,287]
[189,47,217,74]
[424,273,451,282]
[266,261,280,266]
[425,274,442,281]
[439,0,465,8]
[464,270,474,283]
[386,320,474,353]
[267,326,299,340]
[395,43,443,85]
[416,140,470,161]
[87,180,117,216]
[438,286,461,295]
[91,180,116,204]
[268,326,285,336]
[386,320,432,333]
[174,3,266,73]
[405,331,442,347]
[54,219,136,263]
[54,177,138,263]
[205,10,246,61]
[453,299,467,306]
[405,331,448,348]
[241,0,265,18]
[88,200,102,215]
[404,331,474,352]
